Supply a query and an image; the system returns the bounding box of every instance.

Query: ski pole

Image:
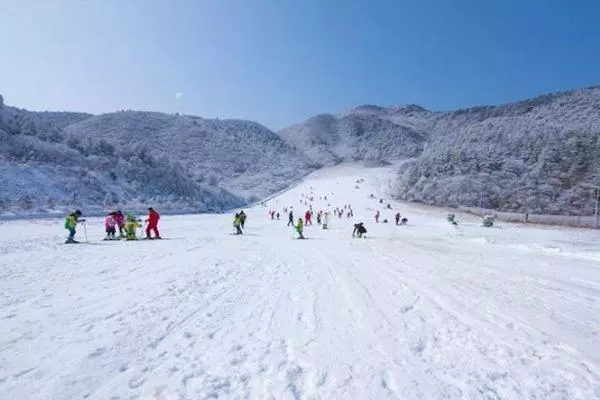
[83,221,88,242]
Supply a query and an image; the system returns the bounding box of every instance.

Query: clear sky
[1,0,599,130]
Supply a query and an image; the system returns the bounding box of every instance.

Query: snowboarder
[287,210,294,226]
[145,207,161,239]
[305,210,312,225]
[395,212,401,225]
[375,211,380,223]
[64,210,84,243]
[114,210,125,237]
[295,218,305,239]
[125,214,141,240]
[352,222,367,238]
[104,212,117,240]
[233,213,243,235]
[239,211,247,228]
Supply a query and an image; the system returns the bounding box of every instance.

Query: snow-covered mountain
[0,97,314,215]
[278,87,600,215]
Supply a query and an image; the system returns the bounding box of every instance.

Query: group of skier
[64,207,161,243]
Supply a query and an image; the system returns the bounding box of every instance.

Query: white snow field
[1,164,600,400]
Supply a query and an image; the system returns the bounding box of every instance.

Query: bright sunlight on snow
[1,164,599,399]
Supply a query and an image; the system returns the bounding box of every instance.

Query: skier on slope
[395,212,401,225]
[323,212,330,230]
[124,214,141,240]
[287,210,294,226]
[104,212,117,240]
[295,217,305,239]
[375,211,380,223]
[305,210,312,225]
[145,207,161,239]
[352,222,367,238]
[64,210,84,243]
[113,210,125,237]
[239,211,247,229]
[233,213,243,235]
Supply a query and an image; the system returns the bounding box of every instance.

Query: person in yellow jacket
[233,213,243,235]
[124,214,141,240]
[295,217,305,239]
[64,210,84,243]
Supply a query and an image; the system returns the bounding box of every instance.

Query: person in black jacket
[352,222,367,238]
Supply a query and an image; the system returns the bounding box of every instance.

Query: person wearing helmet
[124,214,141,240]
[64,210,84,243]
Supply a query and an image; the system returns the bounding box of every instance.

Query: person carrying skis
[113,210,125,237]
[64,210,84,243]
[323,212,330,230]
[239,211,247,228]
[145,207,161,239]
[124,214,141,240]
[352,222,367,238]
[104,212,117,240]
[233,213,243,235]
[287,210,294,226]
[295,217,305,239]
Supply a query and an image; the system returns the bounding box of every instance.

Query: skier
[317,211,322,225]
[270,210,275,220]
[233,213,243,235]
[395,212,401,225]
[295,218,305,239]
[400,217,408,225]
[124,214,141,240]
[104,212,117,240]
[375,211,380,223]
[305,210,312,225]
[145,207,161,239]
[287,210,294,226]
[114,210,125,237]
[239,211,247,228]
[276,212,280,220]
[352,222,367,238]
[64,210,84,243]
[323,212,330,230]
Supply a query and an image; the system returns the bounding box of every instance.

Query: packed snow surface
[1,164,600,399]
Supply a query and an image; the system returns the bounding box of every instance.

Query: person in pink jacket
[113,210,125,237]
[104,212,117,240]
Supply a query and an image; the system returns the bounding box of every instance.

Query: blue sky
[1,0,599,129]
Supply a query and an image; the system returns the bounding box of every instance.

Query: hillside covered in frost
[0,95,314,215]
[278,87,600,215]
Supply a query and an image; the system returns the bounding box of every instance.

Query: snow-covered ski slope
[1,164,600,400]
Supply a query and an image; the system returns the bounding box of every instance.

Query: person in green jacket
[64,210,83,243]
[295,217,305,239]
[233,213,243,235]
[124,213,141,240]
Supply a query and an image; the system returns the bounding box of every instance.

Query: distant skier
[104,212,117,240]
[125,214,141,240]
[145,207,161,239]
[295,218,305,239]
[287,210,294,226]
[276,212,280,220]
[114,210,125,237]
[400,217,408,225]
[305,210,312,225]
[233,213,243,235]
[239,211,247,229]
[375,211,380,223]
[317,211,322,225]
[352,222,367,238]
[64,210,84,243]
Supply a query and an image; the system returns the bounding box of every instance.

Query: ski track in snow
[1,164,600,400]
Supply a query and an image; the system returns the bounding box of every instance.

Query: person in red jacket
[305,210,312,225]
[145,207,161,239]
